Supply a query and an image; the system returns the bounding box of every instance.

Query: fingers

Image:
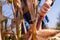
[44,3,50,9]
[40,3,51,17]
[40,3,50,13]
[40,6,48,13]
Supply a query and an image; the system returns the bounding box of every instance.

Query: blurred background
[0,0,60,40]
[0,0,60,29]
[47,0,60,29]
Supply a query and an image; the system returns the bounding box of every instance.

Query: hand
[40,0,53,17]
[40,3,50,17]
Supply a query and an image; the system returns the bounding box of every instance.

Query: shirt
[2,2,14,26]
[2,3,14,19]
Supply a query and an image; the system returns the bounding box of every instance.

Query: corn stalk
[12,0,24,40]
[26,0,38,40]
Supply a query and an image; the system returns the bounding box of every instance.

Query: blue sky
[47,0,60,28]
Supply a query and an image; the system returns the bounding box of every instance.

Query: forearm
[36,0,53,30]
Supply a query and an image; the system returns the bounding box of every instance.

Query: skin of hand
[40,0,52,17]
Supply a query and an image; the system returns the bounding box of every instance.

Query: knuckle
[44,3,50,8]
